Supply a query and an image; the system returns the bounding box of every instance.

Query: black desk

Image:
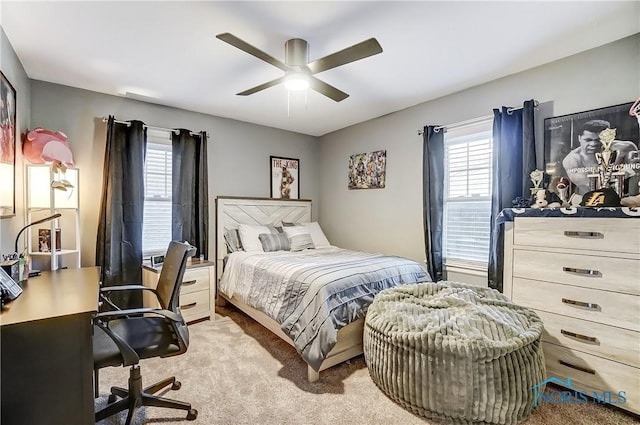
[0,267,100,425]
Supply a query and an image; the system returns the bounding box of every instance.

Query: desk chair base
[96,365,197,425]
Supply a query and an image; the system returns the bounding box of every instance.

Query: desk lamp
[2,214,62,281]
[14,213,62,255]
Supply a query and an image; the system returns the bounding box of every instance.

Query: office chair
[93,241,198,424]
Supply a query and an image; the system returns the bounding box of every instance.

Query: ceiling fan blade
[307,38,383,74]
[237,76,287,96]
[309,76,349,102]
[217,33,289,72]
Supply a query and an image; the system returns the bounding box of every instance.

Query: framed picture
[348,150,386,189]
[270,156,299,199]
[544,102,639,197]
[38,228,62,252]
[0,70,16,218]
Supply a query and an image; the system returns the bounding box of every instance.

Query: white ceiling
[1,1,639,137]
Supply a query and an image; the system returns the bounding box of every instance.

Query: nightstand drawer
[513,249,640,295]
[512,278,640,332]
[514,218,640,254]
[543,342,640,414]
[179,290,209,323]
[181,267,210,295]
[537,310,640,367]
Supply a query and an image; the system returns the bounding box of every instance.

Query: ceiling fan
[216,33,383,102]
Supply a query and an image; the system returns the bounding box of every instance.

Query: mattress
[219,247,431,371]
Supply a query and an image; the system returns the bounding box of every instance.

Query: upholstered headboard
[215,196,312,264]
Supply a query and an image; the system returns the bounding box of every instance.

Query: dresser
[503,215,640,414]
[142,259,215,323]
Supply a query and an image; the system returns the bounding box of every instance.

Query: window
[143,129,173,255]
[443,119,493,267]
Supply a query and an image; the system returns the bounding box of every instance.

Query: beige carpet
[97,305,639,425]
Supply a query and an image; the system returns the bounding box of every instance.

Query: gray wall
[29,81,320,266]
[318,34,640,273]
[0,27,30,255]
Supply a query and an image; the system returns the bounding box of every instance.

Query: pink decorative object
[23,127,74,166]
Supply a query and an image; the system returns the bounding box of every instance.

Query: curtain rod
[417,100,539,135]
[101,117,207,137]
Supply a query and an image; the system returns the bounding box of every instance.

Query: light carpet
[96,305,639,425]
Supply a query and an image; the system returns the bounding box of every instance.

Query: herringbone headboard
[215,196,312,263]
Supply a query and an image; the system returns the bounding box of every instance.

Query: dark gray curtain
[423,125,445,282]
[96,116,147,308]
[172,130,209,259]
[488,100,536,291]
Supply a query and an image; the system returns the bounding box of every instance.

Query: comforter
[219,247,431,371]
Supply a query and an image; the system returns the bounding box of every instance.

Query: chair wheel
[187,408,198,420]
[171,381,182,390]
[108,394,118,403]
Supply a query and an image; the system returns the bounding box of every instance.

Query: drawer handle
[558,360,596,375]
[180,302,197,309]
[562,267,601,277]
[182,280,197,286]
[563,231,603,239]
[561,298,600,311]
[560,329,599,344]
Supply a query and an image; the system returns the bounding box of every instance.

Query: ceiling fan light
[285,75,309,91]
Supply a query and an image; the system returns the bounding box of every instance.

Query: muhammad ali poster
[544,102,640,197]
[270,156,299,199]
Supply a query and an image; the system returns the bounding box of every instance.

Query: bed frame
[215,196,364,382]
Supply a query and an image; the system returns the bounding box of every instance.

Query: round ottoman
[364,281,545,425]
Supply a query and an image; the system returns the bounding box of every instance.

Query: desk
[0,267,99,425]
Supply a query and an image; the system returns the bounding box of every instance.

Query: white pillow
[238,224,277,252]
[303,222,331,247]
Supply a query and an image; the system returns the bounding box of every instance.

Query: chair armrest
[100,285,158,293]
[99,285,160,311]
[95,308,182,324]
[94,320,139,367]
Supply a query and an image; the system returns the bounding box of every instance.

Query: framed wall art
[348,150,386,189]
[544,102,639,197]
[0,70,16,218]
[270,156,299,199]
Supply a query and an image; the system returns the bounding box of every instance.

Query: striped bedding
[219,247,431,371]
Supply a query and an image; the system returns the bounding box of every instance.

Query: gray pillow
[258,233,290,252]
[224,228,243,252]
[283,226,315,252]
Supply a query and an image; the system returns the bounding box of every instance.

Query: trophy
[588,128,625,194]
[529,169,544,196]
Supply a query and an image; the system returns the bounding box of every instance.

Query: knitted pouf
[363,281,545,425]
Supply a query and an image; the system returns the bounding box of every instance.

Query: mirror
[0,70,16,218]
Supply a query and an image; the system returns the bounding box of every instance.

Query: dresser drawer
[514,218,640,254]
[537,310,640,367]
[512,278,640,332]
[179,290,210,323]
[513,249,640,295]
[180,267,210,295]
[543,342,639,414]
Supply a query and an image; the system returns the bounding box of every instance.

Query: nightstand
[142,259,215,323]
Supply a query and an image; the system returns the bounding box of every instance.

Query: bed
[215,196,431,381]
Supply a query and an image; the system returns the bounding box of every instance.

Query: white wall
[0,27,30,255]
[319,34,640,282]
[29,81,320,266]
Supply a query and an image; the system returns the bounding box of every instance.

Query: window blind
[443,122,493,265]
[143,130,172,255]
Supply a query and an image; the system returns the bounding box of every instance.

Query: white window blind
[143,129,173,255]
[443,120,493,266]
